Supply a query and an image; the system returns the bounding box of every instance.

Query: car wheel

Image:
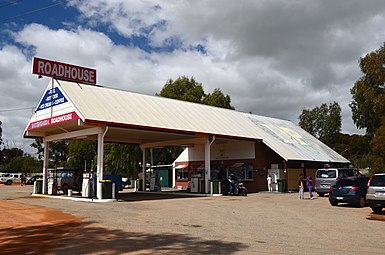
[318,193,325,197]
[372,207,383,214]
[5,180,12,185]
[330,201,338,206]
[62,184,69,195]
[356,196,366,208]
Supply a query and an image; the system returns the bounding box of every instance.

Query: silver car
[366,173,385,214]
[315,168,360,197]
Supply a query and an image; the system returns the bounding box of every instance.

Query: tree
[67,140,97,170]
[2,156,42,173]
[158,76,235,109]
[298,102,341,147]
[350,43,385,136]
[370,118,385,174]
[1,148,24,165]
[30,138,69,167]
[158,76,205,103]
[203,88,235,110]
[104,143,142,178]
[156,76,235,165]
[333,134,371,169]
[0,121,2,146]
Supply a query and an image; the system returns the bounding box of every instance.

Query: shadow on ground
[116,191,205,202]
[366,211,385,221]
[1,221,248,254]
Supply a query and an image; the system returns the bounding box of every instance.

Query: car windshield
[316,170,336,178]
[370,175,385,186]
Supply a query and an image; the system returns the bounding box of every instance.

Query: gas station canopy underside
[26,120,239,148]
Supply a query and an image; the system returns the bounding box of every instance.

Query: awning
[230,163,244,168]
[174,164,188,169]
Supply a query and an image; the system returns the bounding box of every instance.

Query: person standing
[267,175,273,192]
[307,176,314,200]
[298,173,305,200]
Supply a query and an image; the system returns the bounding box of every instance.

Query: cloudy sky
[1,0,384,154]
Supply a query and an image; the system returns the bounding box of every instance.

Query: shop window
[228,163,253,181]
[177,169,188,180]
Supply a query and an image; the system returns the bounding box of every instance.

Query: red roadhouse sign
[32,57,96,85]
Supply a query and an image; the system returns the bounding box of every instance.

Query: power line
[0,0,23,9]
[0,107,34,113]
[0,1,68,24]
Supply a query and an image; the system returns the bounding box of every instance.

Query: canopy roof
[24,80,349,163]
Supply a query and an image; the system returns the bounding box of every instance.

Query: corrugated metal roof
[28,80,349,163]
[58,80,261,140]
[243,113,349,163]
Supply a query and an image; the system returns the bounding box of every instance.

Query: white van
[0,173,23,185]
[315,168,360,197]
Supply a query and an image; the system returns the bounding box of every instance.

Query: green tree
[333,134,371,169]
[30,138,68,167]
[158,76,235,109]
[350,43,385,136]
[203,88,235,110]
[299,102,341,147]
[1,148,24,165]
[67,140,97,170]
[0,121,2,146]
[158,76,205,103]
[370,118,385,174]
[156,76,235,165]
[2,156,42,173]
[104,143,142,178]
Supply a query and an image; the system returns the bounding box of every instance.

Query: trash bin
[35,178,43,194]
[100,180,113,199]
[277,179,287,192]
[210,180,221,194]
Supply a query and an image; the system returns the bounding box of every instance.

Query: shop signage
[36,87,68,112]
[27,111,79,130]
[32,57,96,84]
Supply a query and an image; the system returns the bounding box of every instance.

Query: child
[307,176,314,200]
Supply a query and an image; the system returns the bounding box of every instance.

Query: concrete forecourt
[1,185,384,254]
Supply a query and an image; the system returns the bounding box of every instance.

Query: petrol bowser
[82,172,93,198]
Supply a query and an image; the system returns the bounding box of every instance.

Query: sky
[1,0,384,154]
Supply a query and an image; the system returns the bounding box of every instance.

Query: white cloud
[4,0,385,154]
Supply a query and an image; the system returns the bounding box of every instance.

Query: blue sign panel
[36,87,68,111]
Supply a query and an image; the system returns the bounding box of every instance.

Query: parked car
[366,173,385,214]
[49,168,83,195]
[25,175,43,185]
[329,176,369,207]
[0,173,23,185]
[315,168,360,197]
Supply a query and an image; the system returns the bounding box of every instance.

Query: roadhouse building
[24,79,349,197]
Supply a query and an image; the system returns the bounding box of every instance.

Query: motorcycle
[223,178,247,196]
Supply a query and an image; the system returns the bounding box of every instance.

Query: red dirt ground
[0,199,82,254]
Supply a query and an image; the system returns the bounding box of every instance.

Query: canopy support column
[204,136,215,194]
[42,141,49,194]
[96,127,107,199]
[142,147,147,191]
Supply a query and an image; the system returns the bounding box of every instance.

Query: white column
[172,163,176,189]
[96,127,106,199]
[142,147,147,191]
[42,141,49,194]
[204,138,211,194]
